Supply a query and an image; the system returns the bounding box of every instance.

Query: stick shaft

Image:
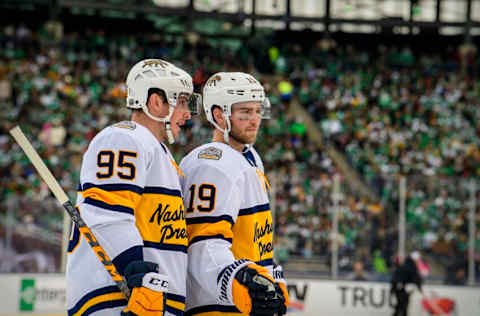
[9,126,130,299]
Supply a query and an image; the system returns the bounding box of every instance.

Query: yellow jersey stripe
[82,187,141,210]
[167,299,186,311]
[187,221,233,243]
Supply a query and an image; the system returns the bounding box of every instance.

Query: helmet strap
[165,121,175,144]
[142,104,176,144]
[210,106,231,144]
[223,118,231,143]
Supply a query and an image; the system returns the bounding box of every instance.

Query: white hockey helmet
[203,72,271,143]
[126,59,200,143]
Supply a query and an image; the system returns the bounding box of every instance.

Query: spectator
[348,261,370,281]
[445,258,468,286]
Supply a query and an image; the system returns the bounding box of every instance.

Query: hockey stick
[9,126,131,299]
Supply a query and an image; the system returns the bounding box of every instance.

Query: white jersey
[180,142,275,315]
[66,121,187,316]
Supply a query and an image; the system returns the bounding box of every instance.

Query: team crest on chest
[113,121,136,130]
[198,147,222,160]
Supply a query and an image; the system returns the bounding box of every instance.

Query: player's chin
[244,134,258,144]
[247,130,258,138]
[171,125,181,140]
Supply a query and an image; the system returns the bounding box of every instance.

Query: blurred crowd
[0,24,478,284]
[269,37,480,282]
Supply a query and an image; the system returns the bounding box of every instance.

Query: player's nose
[249,120,260,130]
[184,109,191,120]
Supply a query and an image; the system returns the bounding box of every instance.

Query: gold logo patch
[113,121,136,130]
[142,59,169,68]
[198,147,222,160]
[206,75,222,87]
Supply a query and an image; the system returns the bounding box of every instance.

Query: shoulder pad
[113,121,136,130]
[198,146,222,160]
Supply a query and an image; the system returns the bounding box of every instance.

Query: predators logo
[206,74,222,87]
[245,75,258,84]
[142,59,169,68]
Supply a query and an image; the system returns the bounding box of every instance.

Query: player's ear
[212,106,226,128]
[148,93,168,117]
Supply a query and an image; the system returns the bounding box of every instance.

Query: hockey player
[180,72,289,315]
[66,59,200,316]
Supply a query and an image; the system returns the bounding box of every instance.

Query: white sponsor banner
[286,279,480,316]
[0,275,478,315]
[0,274,65,315]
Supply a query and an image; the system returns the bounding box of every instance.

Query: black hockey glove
[233,264,286,316]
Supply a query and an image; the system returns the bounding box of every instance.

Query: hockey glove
[120,261,169,316]
[233,264,286,316]
[272,263,290,310]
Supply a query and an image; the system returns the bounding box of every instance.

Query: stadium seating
[0,24,478,284]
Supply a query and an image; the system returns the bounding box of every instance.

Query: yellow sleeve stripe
[187,221,234,244]
[81,186,142,210]
[166,299,186,311]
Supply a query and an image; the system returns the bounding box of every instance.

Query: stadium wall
[287,279,480,316]
[0,275,478,316]
[0,274,65,316]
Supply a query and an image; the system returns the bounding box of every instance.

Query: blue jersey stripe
[84,197,134,215]
[166,304,185,316]
[112,245,143,276]
[242,148,258,167]
[144,186,182,197]
[256,258,274,266]
[143,241,187,253]
[166,293,186,303]
[238,203,270,216]
[81,182,144,194]
[189,234,232,247]
[186,304,240,315]
[77,299,126,316]
[186,215,234,226]
[67,224,80,253]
